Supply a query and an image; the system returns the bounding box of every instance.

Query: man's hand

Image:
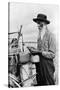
[42,51,47,56]
[27,46,41,55]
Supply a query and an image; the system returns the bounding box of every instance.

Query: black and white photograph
[8,2,59,87]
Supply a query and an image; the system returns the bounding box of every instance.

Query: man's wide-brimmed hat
[33,14,50,24]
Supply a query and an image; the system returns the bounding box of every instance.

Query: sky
[9,2,59,42]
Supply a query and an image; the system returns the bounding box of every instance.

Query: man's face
[37,22,46,31]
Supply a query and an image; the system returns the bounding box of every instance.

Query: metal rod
[8,31,19,35]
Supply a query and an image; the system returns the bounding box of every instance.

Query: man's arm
[42,33,56,59]
[42,51,55,59]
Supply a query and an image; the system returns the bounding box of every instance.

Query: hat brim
[33,18,50,24]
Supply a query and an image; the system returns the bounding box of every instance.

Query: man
[28,14,56,85]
